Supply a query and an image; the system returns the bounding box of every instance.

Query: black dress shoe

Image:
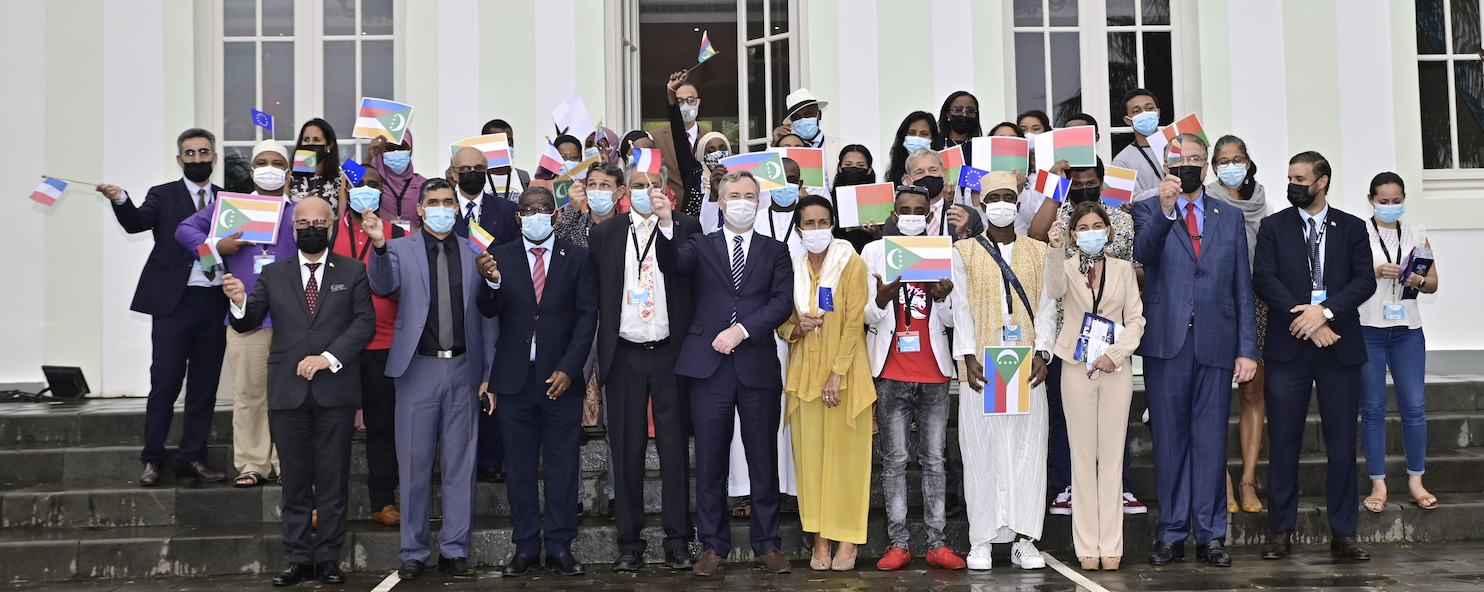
[665,548,696,570]
[272,562,313,587]
[1331,536,1371,560]
[1261,532,1292,560]
[397,559,425,580]
[503,553,540,577]
[477,467,505,482]
[612,550,643,572]
[177,460,226,482]
[1197,540,1232,567]
[438,556,476,576]
[139,462,162,486]
[546,552,585,575]
[1148,541,1186,566]
[316,561,345,584]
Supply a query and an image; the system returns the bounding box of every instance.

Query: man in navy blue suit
[652,169,795,577]
[1132,133,1257,567]
[1253,151,1376,562]
[96,128,230,487]
[474,186,597,578]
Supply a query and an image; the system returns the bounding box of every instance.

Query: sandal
[234,471,264,488]
[1101,556,1121,571]
[732,497,752,518]
[1363,497,1386,513]
[1411,495,1440,510]
[1079,557,1100,571]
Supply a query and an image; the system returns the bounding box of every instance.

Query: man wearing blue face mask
[772,88,858,174]
[1111,89,1167,199]
[752,157,806,256]
[554,162,624,250]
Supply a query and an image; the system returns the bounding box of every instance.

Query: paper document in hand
[1075,312,1124,371]
[551,90,594,140]
[213,192,286,244]
[834,182,895,228]
[884,236,952,283]
[984,346,1032,415]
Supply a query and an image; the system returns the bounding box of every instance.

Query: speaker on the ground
[40,366,89,400]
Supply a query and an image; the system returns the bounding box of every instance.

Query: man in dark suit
[96,128,230,486]
[1253,151,1376,562]
[474,186,598,577]
[223,196,376,586]
[1132,134,1258,567]
[591,166,699,572]
[449,146,519,245]
[651,79,710,199]
[653,169,795,577]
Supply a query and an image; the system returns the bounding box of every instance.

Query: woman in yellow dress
[778,195,876,571]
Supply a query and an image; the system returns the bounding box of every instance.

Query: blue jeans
[875,378,951,550]
[1360,326,1427,480]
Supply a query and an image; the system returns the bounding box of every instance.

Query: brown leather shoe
[1260,532,1292,560]
[1330,536,1370,560]
[755,548,792,574]
[139,462,162,486]
[692,550,726,576]
[176,461,226,483]
[372,505,401,525]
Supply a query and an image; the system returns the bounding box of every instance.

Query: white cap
[252,139,290,163]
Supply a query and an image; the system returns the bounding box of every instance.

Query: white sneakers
[1011,540,1046,569]
[966,543,993,570]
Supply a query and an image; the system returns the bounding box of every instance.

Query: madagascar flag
[940,145,965,186]
[1173,113,1207,144]
[834,182,895,228]
[768,147,826,188]
[1033,126,1096,170]
[718,152,787,190]
[986,136,1029,173]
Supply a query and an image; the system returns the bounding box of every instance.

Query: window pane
[223,146,256,194]
[1107,0,1134,26]
[1418,0,1447,54]
[1418,61,1453,168]
[1453,0,1480,54]
[1050,32,1082,124]
[1111,131,1135,157]
[324,0,356,36]
[770,38,791,130]
[1049,0,1078,27]
[324,40,357,140]
[746,44,765,145]
[769,0,787,35]
[363,0,394,35]
[1107,31,1137,125]
[747,0,763,40]
[1142,0,1170,25]
[1014,32,1047,115]
[263,42,295,142]
[637,0,739,145]
[224,0,255,37]
[1142,31,1175,124]
[224,42,256,142]
[1455,60,1484,167]
[362,40,395,102]
[1013,0,1043,27]
[262,0,293,36]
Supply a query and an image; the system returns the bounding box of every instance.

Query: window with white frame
[1009,0,1183,157]
[1416,0,1484,172]
[214,0,403,193]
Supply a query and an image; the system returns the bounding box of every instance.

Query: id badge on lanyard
[254,252,275,275]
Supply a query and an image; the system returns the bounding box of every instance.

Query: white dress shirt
[228,250,342,373]
[488,235,558,360]
[619,212,670,342]
[1300,205,1330,288]
[686,123,699,152]
[458,192,484,223]
[174,178,223,288]
[658,220,753,338]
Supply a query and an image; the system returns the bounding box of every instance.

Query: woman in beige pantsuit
[1043,201,1146,571]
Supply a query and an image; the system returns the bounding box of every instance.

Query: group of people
[94,70,1440,586]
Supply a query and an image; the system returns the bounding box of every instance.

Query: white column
[0,2,48,383]
[835,0,880,166]
[1335,0,1397,217]
[437,0,481,165]
[1226,0,1290,201]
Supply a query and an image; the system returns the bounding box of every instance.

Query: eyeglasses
[676,96,701,105]
[949,107,978,116]
[293,219,332,229]
[1215,156,1248,167]
[519,206,556,215]
[1173,155,1208,166]
[452,164,489,174]
[181,148,213,157]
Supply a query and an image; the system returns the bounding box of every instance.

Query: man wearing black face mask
[96,128,231,487]
[447,146,519,246]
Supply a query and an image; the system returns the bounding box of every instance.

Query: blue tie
[1307,218,1323,288]
[730,235,744,324]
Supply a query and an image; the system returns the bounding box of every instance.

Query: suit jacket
[655,227,794,389]
[454,192,520,246]
[1131,194,1258,369]
[652,120,711,199]
[591,213,700,382]
[1253,205,1376,366]
[366,231,497,386]
[478,237,599,395]
[112,179,223,316]
[230,252,377,410]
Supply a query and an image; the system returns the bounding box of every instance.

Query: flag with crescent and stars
[353,97,414,144]
[293,150,318,173]
[211,192,286,244]
[252,109,273,132]
[698,30,718,63]
[884,236,952,283]
[984,346,1032,415]
[718,152,788,191]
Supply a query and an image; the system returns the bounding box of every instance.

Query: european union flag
[341,159,366,186]
[958,165,989,191]
[252,109,273,132]
[817,286,835,312]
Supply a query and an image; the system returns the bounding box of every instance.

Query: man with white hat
[772,88,857,174]
[174,139,300,488]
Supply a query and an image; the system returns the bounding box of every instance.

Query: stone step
[1125,448,1484,501]
[1123,411,1483,459]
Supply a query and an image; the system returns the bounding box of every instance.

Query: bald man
[448,146,520,245]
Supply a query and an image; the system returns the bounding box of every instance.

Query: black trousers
[269,394,356,564]
[1265,345,1363,537]
[359,348,399,509]
[608,339,694,554]
[141,287,228,470]
[477,399,504,471]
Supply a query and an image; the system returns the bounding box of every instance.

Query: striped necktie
[730,235,743,324]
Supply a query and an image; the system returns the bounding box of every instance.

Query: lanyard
[766,209,797,242]
[1087,259,1108,314]
[1306,215,1330,287]
[630,222,659,280]
[388,178,413,219]
[1371,218,1402,265]
[346,215,373,262]
[974,235,1036,318]
[493,171,515,201]
[893,283,930,330]
[1133,143,1161,180]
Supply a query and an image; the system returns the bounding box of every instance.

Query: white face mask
[984,201,1017,228]
[722,198,758,230]
[800,228,833,254]
[896,214,927,236]
[253,166,287,191]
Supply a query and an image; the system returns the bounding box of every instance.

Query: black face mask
[1067,186,1101,205]
[949,115,975,134]
[296,226,330,254]
[835,167,872,187]
[182,161,214,183]
[1171,165,1205,194]
[458,171,488,196]
[1287,181,1319,209]
[913,175,945,198]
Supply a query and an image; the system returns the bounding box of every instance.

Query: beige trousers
[1061,362,1133,558]
[228,327,278,476]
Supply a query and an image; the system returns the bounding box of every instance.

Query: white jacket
[862,238,957,378]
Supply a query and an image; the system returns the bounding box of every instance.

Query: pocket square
[330,284,347,292]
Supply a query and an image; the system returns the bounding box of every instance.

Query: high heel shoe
[1240,481,1264,513]
[1226,474,1239,514]
[809,555,830,571]
[1101,556,1121,571]
[1080,557,1100,571]
[831,554,857,571]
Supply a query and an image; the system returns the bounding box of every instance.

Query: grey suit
[368,230,496,563]
[231,251,376,566]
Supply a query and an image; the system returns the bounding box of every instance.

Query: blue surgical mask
[771,183,800,207]
[583,147,600,161]
[587,189,615,216]
[1075,230,1109,255]
[423,206,457,234]
[1131,111,1159,137]
[521,212,554,241]
[349,186,381,214]
[630,189,655,215]
[792,117,820,140]
[383,150,411,174]
[902,135,932,153]
[1374,203,1405,224]
[1217,163,1247,189]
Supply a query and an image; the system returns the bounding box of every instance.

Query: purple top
[175,195,298,327]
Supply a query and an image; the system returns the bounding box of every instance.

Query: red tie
[305,262,322,315]
[530,247,547,303]
[1184,202,1201,259]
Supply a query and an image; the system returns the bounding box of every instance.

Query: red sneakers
[877,547,911,571]
[926,546,967,569]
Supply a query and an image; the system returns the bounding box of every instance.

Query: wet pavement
[7,541,1484,591]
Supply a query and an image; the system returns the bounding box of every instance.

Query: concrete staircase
[1,373,1481,580]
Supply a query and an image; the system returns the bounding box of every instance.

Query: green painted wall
[404,0,439,175]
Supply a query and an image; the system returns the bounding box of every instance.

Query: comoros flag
[451,133,512,169]
[213,193,286,244]
[884,236,952,283]
[983,346,1032,415]
[718,152,787,191]
[467,220,495,254]
[353,97,414,144]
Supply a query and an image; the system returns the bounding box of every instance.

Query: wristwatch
[1036,350,1051,364]
[1321,307,1334,321]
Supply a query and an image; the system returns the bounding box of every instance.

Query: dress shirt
[489,235,558,361]
[658,220,753,338]
[229,250,342,372]
[686,123,699,152]
[125,178,223,288]
[619,212,670,342]
[1300,205,1330,285]
[419,228,466,352]
[1177,193,1206,235]
[458,192,484,223]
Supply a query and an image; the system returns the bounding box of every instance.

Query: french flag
[30,177,68,206]
[538,140,566,176]
[1033,170,1071,203]
[631,148,662,175]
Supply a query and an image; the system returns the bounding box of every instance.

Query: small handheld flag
[293,150,318,173]
[451,133,513,169]
[885,236,953,283]
[766,147,826,188]
[212,192,287,244]
[196,243,219,269]
[1173,113,1207,144]
[341,159,367,186]
[697,30,719,65]
[468,220,495,254]
[29,177,69,206]
[538,140,566,176]
[940,145,966,187]
[957,165,989,191]
[718,152,788,190]
[817,286,835,312]
[834,182,895,228]
[252,109,274,133]
[1033,170,1071,203]
[353,97,415,144]
[631,148,662,175]
[1101,165,1138,207]
[983,346,1032,415]
[1166,136,1184,165]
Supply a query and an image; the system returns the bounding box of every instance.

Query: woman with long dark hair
[291,118,345,212]
[938,91,982,148]
[887,112,940,186]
